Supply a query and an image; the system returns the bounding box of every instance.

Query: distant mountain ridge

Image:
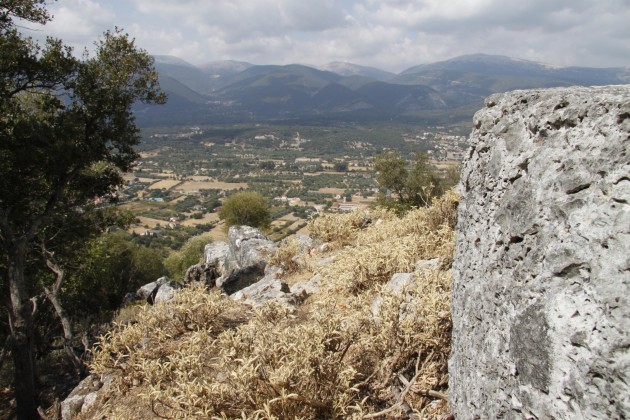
[139,53,629,126]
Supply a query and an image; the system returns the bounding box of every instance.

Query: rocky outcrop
[60,374,112,419]
[450,85,630,418]
[230,266,295,307]
[216,225,277,294]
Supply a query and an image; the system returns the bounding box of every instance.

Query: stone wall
[450,85,630,418]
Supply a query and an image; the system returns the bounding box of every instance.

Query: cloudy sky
[24,0,630,72]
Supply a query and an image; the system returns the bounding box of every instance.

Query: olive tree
[372,151,443,212]
[0,2,165,416]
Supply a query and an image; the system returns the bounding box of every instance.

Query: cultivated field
[318,188,345,195]
[176,181,248,191]
[148,179,181,190]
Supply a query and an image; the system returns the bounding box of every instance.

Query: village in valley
[115,123,467,246]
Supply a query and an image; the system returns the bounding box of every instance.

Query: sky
[22,0,630,73]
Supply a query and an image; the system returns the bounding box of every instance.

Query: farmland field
[176,181,248,191]
[148,179,181,190]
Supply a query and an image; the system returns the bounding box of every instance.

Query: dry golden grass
[148,179,181,190]
[86,190,459,419]
[317,187,346,195]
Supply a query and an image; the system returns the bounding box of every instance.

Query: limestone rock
[136,276,170,304]
[204,241,230,274]
[225,225,276,272]
[450,85,630,418]
[60,375,101,419]
[230,266,294,307]
[217,226,277,295]
[154,281,181,303]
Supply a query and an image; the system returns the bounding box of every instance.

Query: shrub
[163,232,213,282]
[219,191,271,230]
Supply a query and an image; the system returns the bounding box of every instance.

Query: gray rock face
[61,375,108,419]
[450,86,630,418]
[154,281,181,303]
[226,225,276,272]
[230,266,294,307]
[204,242,230,273]
[136,276,170,304]
[218,226,277,294]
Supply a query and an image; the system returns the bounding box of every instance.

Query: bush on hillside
[219,191,271,230]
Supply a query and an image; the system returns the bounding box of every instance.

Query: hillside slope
[80,192,459,419]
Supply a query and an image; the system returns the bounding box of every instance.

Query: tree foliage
[373,151,444,212]
[0,1,165,416]
[219,191,271,230]
[164,233,213,282]
[62,231,166,317]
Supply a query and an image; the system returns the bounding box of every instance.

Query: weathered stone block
[450,85,630,419]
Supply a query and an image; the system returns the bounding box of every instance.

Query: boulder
[136,276,170,304]
[60,375,101,419]
[216,226,277,294]
[225,225,277,272]
[450,86,630,418]
[230,266,295,307]
[154,281,181,303]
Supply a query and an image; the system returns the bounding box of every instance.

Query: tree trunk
[8,244,40,419]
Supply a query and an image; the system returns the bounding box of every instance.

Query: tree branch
[362,370,422,419]
[42,243,87,375]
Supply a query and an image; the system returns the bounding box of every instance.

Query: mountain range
[137,53,629,126]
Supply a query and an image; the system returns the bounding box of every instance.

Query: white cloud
[44,0,116,44]
[22,0,630,72]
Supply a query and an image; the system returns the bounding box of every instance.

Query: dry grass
[86,190,459,419]
[148,179,181,190]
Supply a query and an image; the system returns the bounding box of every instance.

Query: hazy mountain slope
[356,81,448,110]
[198,60,254,90]
[140,53,629,125]
[393,54,629,106]
[320,61,395,81]
[153,55,213,95]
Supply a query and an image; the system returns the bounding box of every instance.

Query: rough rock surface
[230,266,294,307]
[135,276,170,304]
[217,226,277,294]
[61,375,111,419]
[204,242,230,273]
[153,281,181,303]
[450,86,630,418]
[225,225,276,273]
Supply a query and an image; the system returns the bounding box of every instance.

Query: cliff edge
[450,85,630,418]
